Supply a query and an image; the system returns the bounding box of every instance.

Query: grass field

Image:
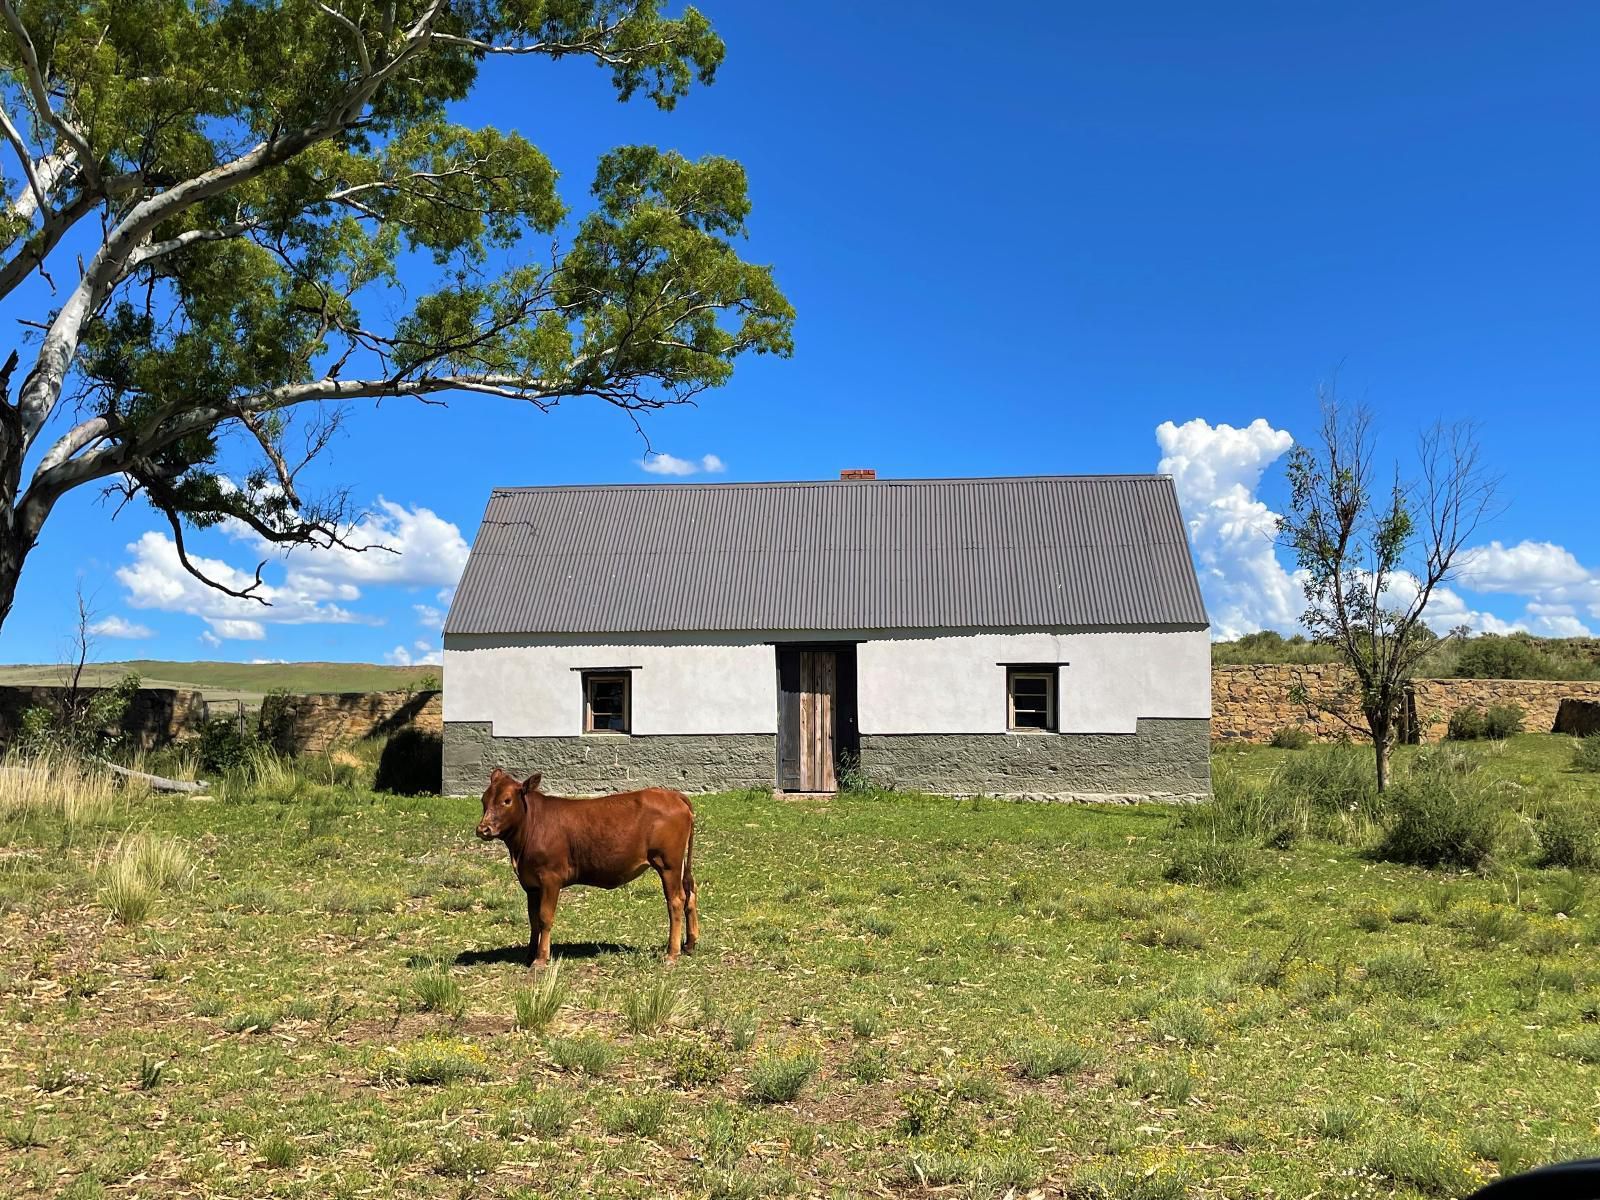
[3,736,1600,1198]
[0,660,439,707]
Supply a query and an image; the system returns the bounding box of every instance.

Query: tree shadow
[453,941,635,968]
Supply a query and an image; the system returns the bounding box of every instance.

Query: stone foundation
[443,722,776,796]
[858,718,1212,801]
[444,718,1211,800]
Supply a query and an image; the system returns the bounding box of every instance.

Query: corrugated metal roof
[443,475,1209,635]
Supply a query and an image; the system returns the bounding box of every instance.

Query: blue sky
[4,1,1598,663]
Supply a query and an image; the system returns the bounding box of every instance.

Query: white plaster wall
[444,633,777,737]
[444,628,1210,738]
[855,629,1211,735]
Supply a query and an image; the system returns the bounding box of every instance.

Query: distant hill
[0,660,438,706]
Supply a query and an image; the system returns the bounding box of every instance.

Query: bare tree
[1280,394,1499,790]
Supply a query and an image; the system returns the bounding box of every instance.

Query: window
[1007,666,1057,732]
[583,672,631,734]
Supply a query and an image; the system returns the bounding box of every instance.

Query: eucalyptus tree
[1281,397,1498,790]
[0,1,792,627]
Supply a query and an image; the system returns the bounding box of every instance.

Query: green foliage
[1573,735,1600,774]
[17,673,142,757]
[1268,725,1313,750]
[1273,744,1383,834]
[513,962,566,1032]
[746,1049,819,1104]
[1535,803,1600,870]
[198,718,256,773]
[546,1035,617,1076]
[1447,704,1524,741]
[623,976,683,1034]
[1163,841,1255,888]
[1211,631,1341,666]
[1375,749,1505,869]
[1449,634,1600,681]
[665,1039,730,1088]
[1008,1037,1090,1080]
[0,1,791,627]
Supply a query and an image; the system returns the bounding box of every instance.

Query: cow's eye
[502,797,511,805]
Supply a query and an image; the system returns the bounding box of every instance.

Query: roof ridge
[489,473,1175,493]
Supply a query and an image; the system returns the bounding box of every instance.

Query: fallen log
[97,760,209,794]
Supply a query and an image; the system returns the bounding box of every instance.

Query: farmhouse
[441,473,1211,800]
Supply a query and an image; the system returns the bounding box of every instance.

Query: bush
[1163,841,1255,888]
[746,1049,819,1103]
[1374,750,1504,869]
[1535,803,1600,870]
[1269,725,1313,750]
[513,961,566,1032]
[1484,704,1525,739]
[373,728,441,795]
[199,718,256,773]
[1187,764,1308,848]
[1446,707,1488,741]
[1573,735,1600,774]
[1271,744,1382,837]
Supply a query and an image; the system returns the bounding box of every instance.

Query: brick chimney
[839,468,876,481]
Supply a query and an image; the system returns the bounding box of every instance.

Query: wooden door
[776,648,838,792]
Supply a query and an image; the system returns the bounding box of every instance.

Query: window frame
[1005,665,1059,733]
[582,670,632,735]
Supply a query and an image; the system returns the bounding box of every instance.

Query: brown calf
[475,769,698,966]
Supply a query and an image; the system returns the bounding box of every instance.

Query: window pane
[1013,708,1049,729]
[1009,670,1055,731]
[586,676,628,732]
[1012,677,1048,700]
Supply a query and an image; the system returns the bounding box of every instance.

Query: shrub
[1446,706,1487,741]
[413,969,463,1019]
[1186,763,1307,848]
[1573,735,1600,774]
[378,1037,490,1085]
[746,1049,819,1103]
[623,976,683,1034]
[198,718,256,773]
[1269,744,1382,840]
[1483,704,1525,739]
[1269,725,1313,750]
[1535,803,1600,870]
[1364,1132,1477,1197]
[1009,1036,1089,1080]
[601,1095,670,1138]
[1364,948,1443,996]
[1374,751,1504,869]
[545,1035,617,1076]
[513,961,566,1032]
[96,833,192,925]
[665,1039,730,1088]
[1162,841,1255,888]
[258,1133,298,1169]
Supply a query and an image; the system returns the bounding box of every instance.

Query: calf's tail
[682,798,696,896]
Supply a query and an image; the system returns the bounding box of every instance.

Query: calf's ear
[522,772,542,795]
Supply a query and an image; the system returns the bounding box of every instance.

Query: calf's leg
[655,863,686,962]
[533,881,560,967]
[524,886,542,967]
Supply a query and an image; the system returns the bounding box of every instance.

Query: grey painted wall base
[445,717,1210,801]
[857,718,1211,801]
[444,721,775,796]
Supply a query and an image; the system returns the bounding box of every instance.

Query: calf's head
[475,769,542,840]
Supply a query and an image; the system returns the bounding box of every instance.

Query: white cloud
[198,631,221,649]
[385,639,442,667]
[1156,420,1600,641]
[209,618,266,641]
[414,603,445,631]
[1459,540,1592,594]
[639,452,727,477]
[265,499,469,592]
[88,615,153,639]
[118,531,369,628]
[249,658,288,665]
[1156,418,1302,640]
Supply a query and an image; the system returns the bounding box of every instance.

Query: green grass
[2,735,1599,1196]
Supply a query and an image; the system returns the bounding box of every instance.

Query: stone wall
[1409,678,1600,743]
[264,690,442,755]
[1212,664,1600,744]
[858,718,1211,802]
[443,722,775,796]
[0,685,206,750]
[1210,665,1356,742]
